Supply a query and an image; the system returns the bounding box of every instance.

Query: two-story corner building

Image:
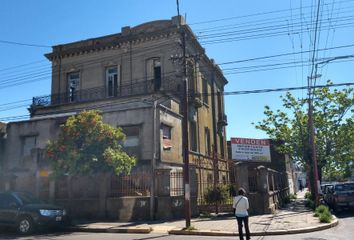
[2,16,228,220]
[0,122,6,189]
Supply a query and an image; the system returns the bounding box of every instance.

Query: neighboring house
[2,16,228,220]
[227,139,294,214]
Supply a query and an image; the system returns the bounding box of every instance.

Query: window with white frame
[67,72,80,102]
[106,66,119,97]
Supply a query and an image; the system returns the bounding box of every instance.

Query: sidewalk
[68,191,338,236]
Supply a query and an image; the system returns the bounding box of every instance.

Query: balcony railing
[32,77,181,108]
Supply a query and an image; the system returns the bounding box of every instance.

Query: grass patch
[184,225,197,231]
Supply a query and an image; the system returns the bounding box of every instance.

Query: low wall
[56,199,101,219]
[107,197,150,221]
[56,196,198,221]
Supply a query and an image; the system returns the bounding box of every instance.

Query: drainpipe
[211,69,219,213]
[58,46,62,104]
[211,71,219,184]
[150,99,158,220]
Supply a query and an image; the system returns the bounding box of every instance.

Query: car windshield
[335,183,354,192]
[14,192,44,205]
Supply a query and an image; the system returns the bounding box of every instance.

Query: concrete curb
[67,226,152,234]
[168,217,339,237]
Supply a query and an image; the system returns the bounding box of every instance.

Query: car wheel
[17,216,34,234]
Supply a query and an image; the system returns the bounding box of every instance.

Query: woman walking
[232,187,250,240]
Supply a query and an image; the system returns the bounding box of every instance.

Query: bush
[305,199,315,210]
[315,205,329,215]
[228,184,237,197]
[314,205,332,223]
[304,192,312,200]
[319,211,333,223]
[204,185,230,205]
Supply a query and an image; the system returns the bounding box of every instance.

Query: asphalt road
[0,210,353,240]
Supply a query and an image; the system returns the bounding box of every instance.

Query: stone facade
[1,16,228,220]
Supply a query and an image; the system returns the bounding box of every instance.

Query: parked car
[320,183,334,203]
[0,191,68,234]
[325,182,354,212]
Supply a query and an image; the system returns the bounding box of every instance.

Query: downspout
[211,70,219,184]
[58,46,62,104]
[150,99,158,220]
[211,68,219,213]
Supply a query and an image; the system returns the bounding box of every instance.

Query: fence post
[257,166,270,213]
[235,162,249,192]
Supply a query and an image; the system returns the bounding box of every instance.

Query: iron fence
[110,173,151,197]
[170,171,184,196]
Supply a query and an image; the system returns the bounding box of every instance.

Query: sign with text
[231,137,271,161]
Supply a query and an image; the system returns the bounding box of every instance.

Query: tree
[254,83,353,188]
[46,110,136,177]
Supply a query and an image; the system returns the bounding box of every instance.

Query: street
[0,211,353,240]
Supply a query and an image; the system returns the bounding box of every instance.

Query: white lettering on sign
[231,137,271,162]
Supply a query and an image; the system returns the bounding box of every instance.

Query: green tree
[46,110,136,177]
[254,83,353,189]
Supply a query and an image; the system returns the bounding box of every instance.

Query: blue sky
[1,0,353,140]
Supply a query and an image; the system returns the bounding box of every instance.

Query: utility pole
[176,0,191,227]
[307,74,320,206]
[308,54,354,206]
[181,25,192,230]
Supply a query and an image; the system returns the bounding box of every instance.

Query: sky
[1,0,353,140]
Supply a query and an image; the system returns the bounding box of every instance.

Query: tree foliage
[46,110,136,177]
[254,82,353,181]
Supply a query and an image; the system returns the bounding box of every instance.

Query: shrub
[315,205,329,215]
[204,185,230,205]
[305,199,315,210]
[319,211,333,223]
[304,192,312,200]
[228,184,237,197]
[314,205,332,223]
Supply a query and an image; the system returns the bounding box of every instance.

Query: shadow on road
[0,227,76,239]
[333,208,354,219]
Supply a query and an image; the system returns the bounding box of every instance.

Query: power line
[189,0,354,25]
[0,39,51,48]
[195,6,354,36]
[0,60,47,72]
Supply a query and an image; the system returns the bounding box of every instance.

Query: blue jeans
[236,216,250,240]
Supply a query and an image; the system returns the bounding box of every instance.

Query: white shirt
[232,195,249,217]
